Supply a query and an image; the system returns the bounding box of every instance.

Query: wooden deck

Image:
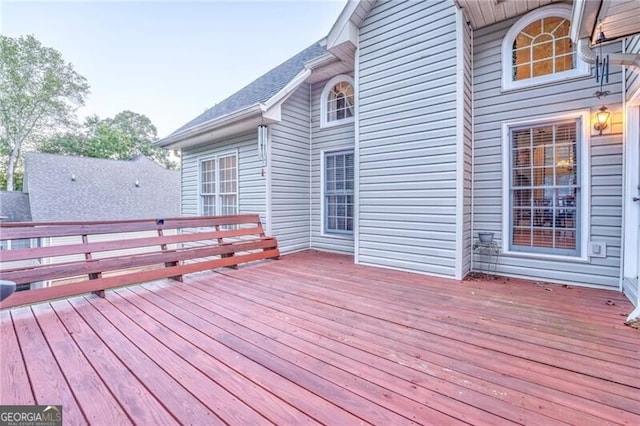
[1,250,638,425]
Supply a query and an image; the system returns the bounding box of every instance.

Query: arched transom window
[502,5,588,90]
[321,75,355,127]
[513,17,572,80]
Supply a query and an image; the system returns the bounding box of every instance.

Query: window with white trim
[501,5,589,90]
[199,152,238,216]
[320,75,355,128]
[324,150,354,234]
[509,120,580,256]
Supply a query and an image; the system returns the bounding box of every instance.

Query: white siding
[270,85,312,253]
[181,132,266,220]
[626,35,640,100]
[462,17,474,276]
[310,79,355,254]
[473,18,623,289]
[357,0,460,277]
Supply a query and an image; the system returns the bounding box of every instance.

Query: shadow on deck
[1,250,638,425]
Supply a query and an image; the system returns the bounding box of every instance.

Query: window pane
[326,81,354,123]
[510,121,578,254]
[512,17,573,81]
[325,151,354,233]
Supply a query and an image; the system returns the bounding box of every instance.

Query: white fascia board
[570,0,600,43]
[326,0,360,49]
[262,68,312,110]
[156,104,263,148]
[304,52,339,70]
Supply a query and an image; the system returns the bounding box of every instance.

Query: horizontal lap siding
[626,35,640,100]
[271,85,311,253]
[181,132,266,221]
[358,0,459,277]
[311,80,355,254]
[463,19,473,276]
[473,19,623,289]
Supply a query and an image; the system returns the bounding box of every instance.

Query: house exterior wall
[357,0,461,277]
[181,131,266,220]
[626,35,640,100]
[461,15,474,276]
[310,78,355,254]
[473,17,624,289]
[270,84,312,253]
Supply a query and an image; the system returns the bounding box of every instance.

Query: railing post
[158,226,183,281]
[83,234,105,298]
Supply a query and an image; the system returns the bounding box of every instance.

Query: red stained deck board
[48,299,179,426]
[126,284,415,426]
[211,266,640,420]
[30,303,131,425]
[140,281,471,425]
[105,289,319,425]
[2,250,639,425]
[158,277,563,425]
[112,286,363,426]
[0,310,35,405]
[66,297,225,425]
[195,270,636,425]
[10,307,86,425]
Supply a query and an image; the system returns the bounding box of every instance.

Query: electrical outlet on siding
[587,241,607,258]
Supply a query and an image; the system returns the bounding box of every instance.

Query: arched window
[321,75,354,127]
[501,5,589,90]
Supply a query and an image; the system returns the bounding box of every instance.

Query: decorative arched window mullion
[501,5,589,91]
[320,75,355,128]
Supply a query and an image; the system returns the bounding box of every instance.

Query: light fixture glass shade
[594,105,609,134]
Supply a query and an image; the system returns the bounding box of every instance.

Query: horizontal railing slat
[1,238,277,284]
[0,249,280,309]
[0,215,262,240]
[0,226,263,263]
[0,214,279,309]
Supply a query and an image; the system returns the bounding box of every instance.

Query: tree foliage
[40,111,178,169]
[0,34,90,190]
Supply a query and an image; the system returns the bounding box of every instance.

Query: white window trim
[321,148,354,238]
[197,149,239,216]
[501,110,591,262]
[501,4,590,92]
[320,74,355,129]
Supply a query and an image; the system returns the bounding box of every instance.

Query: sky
[0,0,347,138]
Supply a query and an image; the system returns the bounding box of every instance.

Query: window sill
[501,248,589,263]
[501,68,591,92]
[321,232,354,239]
[319,117,354,129]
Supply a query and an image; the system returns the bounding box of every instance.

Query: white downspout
[577,38,640,68]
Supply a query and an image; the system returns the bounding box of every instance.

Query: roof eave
[326,0,374,51]
[155,104,263,148]
[157,68,313,150]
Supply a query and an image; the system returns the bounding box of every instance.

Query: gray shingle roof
[170,41,327,136]
[24,153,180,222]
[0,191,32,222]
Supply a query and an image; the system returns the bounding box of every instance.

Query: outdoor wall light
[594,105,610,135]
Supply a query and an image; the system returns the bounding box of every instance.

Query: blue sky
[1,0,347,137]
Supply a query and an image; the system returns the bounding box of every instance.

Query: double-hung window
[508,119,581,256]
[324,151,354,234]
[199,152,238,216]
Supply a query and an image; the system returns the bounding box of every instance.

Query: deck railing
[0,215,279,309]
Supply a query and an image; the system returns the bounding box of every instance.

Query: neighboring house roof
[0,191,32,222]
[168,41,327,138]
[23,152,180,222]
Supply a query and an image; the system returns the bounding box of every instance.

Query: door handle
[634,196,640,202]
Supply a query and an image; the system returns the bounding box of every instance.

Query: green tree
[0,35,89,190]
[40,111,178,169]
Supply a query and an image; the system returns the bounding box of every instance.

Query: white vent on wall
[587,241,607,258]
